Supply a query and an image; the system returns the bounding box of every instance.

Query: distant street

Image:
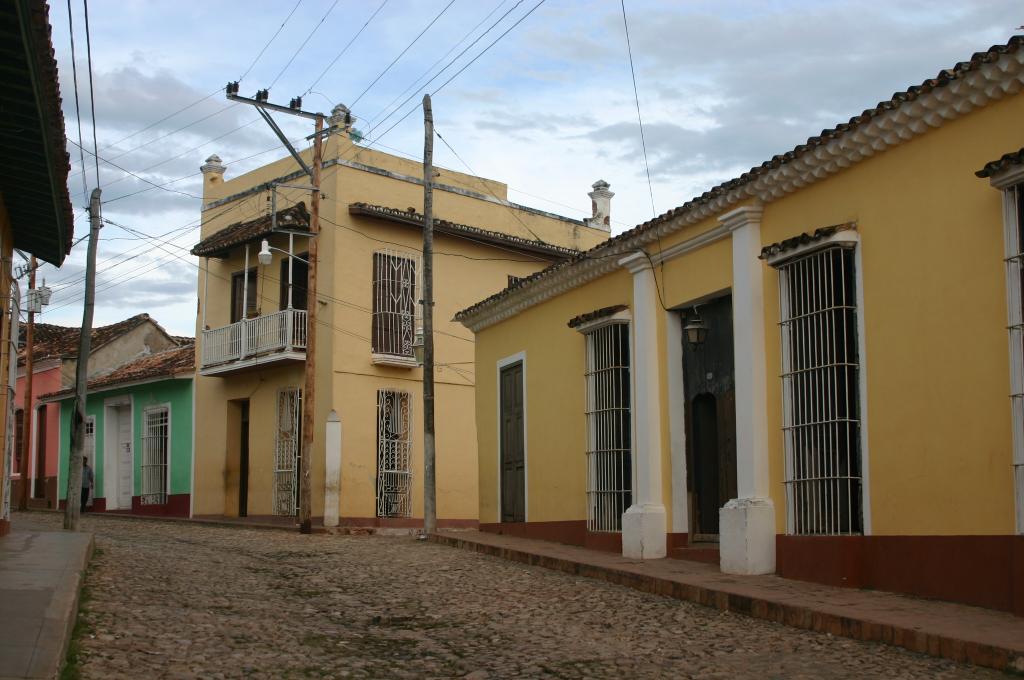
[19,513,999,679]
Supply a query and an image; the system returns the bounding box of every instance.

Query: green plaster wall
[57,378,193,501]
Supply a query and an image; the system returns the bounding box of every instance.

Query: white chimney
[328,103,356,137]
[200,154,225,179]
[585,179,613,231]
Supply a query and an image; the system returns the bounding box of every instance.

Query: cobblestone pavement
[20,513,1002,679]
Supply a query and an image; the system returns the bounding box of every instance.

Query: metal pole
[18,257,35,510]
[298,113,323,534]
[422,94,437,535]
[64,188,101,531]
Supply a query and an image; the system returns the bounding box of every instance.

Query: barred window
[377,389,412,518]
[776,244,862,535]
[585,322,632,532]
[371,251,418,357]
[141,406,169,505]
[274,387,302,516]
[1003,183,1024,532]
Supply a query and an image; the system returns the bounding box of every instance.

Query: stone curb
[54,533,94,680]
[429,532,1024,673]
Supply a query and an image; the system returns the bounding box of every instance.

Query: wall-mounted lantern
[412,327,425,366]
[683,309,708,348]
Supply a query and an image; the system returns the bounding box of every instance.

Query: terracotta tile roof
[455,35,1024,326]
[567,305,628,329]
[348,203,580,260]
[976,147,1024,179]
[759,224,855,261]
[19,313,160,364]
[191,202,309,257]
[1,0,74,264]
[39,343,194,400]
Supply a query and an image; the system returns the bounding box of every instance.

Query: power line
[82,0,101,189]
[367,0,507,127]
[66,139,202,200]
[305,0,389,96]
[620,0,655,218]
[267,0,340,89]
[239,0,304,82]
[65,0,89,203]
[349,0,456,108]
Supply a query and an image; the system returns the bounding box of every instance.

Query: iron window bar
[141,407,169,505]
[376,389,412,518]
[273,387,302,516]
[371,250,421,360]
[775,244,863,536]
[584,321,632,533]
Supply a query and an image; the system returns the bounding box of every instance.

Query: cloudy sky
[36,0,1021,335]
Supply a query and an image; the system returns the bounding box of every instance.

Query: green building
[45,343,195,516]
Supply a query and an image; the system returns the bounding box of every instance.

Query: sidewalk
[0,517,93,679]
[431,530,1024,673]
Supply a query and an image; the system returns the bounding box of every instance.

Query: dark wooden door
[239,401,250,517]
[682,295,738,538]
[34,406,47,498]
[500,363,525,523]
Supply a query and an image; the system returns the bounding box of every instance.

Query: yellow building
[190,107,608,529]
[457,37,1024,615]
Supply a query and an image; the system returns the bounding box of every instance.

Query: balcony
[200,308,307,376]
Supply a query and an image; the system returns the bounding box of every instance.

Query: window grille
[274,387,302,516]
[1003,184,1024,531]
[584,322,632,532]
[84,418,95,461]
[376,389,412,518]
[141,407,169,505]
[776,244,862,535]
[13,409,23,475]
[371,250,419,358]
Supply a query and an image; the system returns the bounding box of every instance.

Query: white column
[619,252,666,559]
[665,310,689,537]
[719,205,776,575]
[323,410,341,527]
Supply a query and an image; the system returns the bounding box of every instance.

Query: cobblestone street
[22,513,1001,679]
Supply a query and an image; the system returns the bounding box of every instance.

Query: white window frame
[371,249,422,367]
[376,388,413,518]
[990,166,1024,535]
[141,404,171,505]
[579,311,633,533]
[768,231,867,536]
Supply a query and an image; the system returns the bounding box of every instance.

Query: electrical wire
[304,0,389,96]
[239,0,303,82]
[267,0,340,89]
[65,0,89,203]
[82,0,101,189]
[620,0,655,219]
[66,139,202,200]
[349,0,456,109]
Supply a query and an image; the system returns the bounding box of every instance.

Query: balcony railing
[201,308,307,370]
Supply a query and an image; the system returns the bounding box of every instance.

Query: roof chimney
[200,154,225,180]
[585,180,613,231]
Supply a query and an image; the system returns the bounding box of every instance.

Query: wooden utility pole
[17,257,36,510]
[65,188,101,531]
[298,113,324,534]
[422,94,437,535]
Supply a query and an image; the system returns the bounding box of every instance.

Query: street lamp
[683,309,708,348]
[412,326,425,366]
[258,239,310,266]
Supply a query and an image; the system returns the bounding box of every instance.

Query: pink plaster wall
[13,363,64,491]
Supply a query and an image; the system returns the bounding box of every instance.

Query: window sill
[371,353,419,368]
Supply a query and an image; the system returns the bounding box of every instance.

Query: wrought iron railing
[201,308,307,368]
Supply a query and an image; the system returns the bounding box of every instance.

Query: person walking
[81,456,94,513]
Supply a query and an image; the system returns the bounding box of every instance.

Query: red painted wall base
[59,494,190,518]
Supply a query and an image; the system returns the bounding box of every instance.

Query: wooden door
[682,295,738,539]
[499,363,525,523]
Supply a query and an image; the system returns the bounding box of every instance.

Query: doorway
[499,361,525,523]
[681,294,737,540]
[104,401,133,510]
[239,401,250,517]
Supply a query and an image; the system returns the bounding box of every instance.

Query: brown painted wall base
[338,517,479,530]
[60,495,190,518]
[480,520,624,554]
[0,518,9,536]
[777,534,1024,616]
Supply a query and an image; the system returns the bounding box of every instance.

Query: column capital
[718,205,764,232]
[618,251,652,274]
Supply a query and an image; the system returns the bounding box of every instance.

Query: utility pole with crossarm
[225,82,325,533]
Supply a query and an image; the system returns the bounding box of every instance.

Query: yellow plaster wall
[194,132,597,521]
[471,92,1024,538]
